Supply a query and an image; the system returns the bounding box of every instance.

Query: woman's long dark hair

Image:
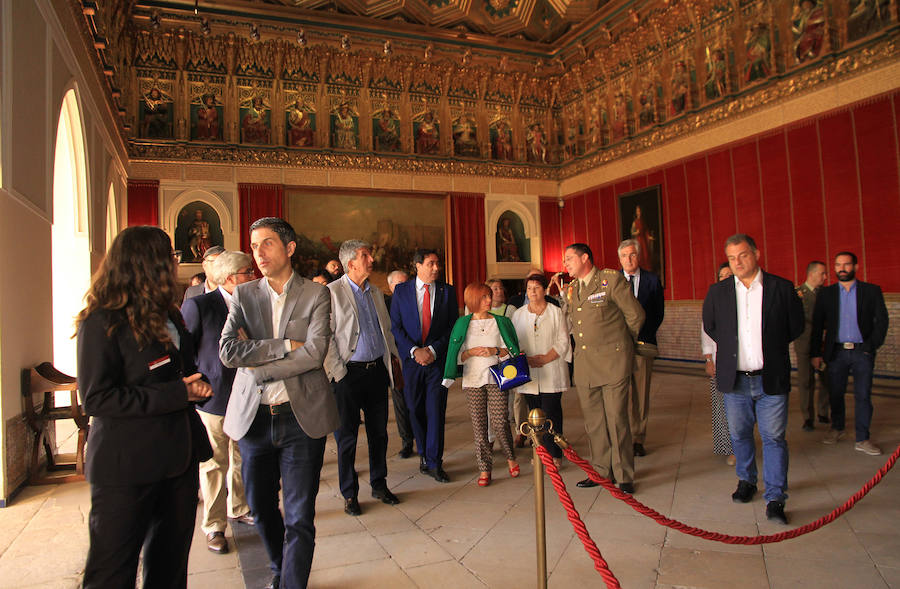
[76,226,180,347]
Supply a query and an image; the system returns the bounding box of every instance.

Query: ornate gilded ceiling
[78,0,900,178]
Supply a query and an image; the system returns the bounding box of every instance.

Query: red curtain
[238,183,284,254]
[126,180,159,226]
[539,198,563,272]
[449,192,486,308]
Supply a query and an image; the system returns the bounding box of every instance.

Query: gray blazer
[324,275,399,386]
[219,272,340,440]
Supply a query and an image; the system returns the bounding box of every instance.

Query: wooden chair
[22,362,90,484]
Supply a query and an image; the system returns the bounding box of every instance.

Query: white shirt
[623,268,641,298]
[734,271,764,371]
[700,321,716,360]
[218,285,233,309]
[411,277,437,359]
[511,303,571,394]
[459,318,504,388]
[260,275,295,405]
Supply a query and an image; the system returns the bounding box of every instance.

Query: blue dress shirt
[348,279,386,362]
[837,281,863,343]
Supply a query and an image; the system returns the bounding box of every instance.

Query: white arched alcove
[51,87,91,376]
[163,188,235,238]
[485,198,542,279]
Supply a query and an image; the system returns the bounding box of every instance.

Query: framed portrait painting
[619,185,664,286]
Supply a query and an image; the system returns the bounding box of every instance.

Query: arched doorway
[51,89,91,376]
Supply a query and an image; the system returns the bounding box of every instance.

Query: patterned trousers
[464,384,515,472]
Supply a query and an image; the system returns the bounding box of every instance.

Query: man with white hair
[386,269,414,458]
[181,250,257,554]
[325,240,402,516]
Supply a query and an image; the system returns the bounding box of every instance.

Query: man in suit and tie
[810,251,889,455]
[220,217,340,589]
[325,240,401,516]
[182,250,256,554]
[183,245,224,302]
[703,234,804,525]
[389,249,458,483]
[794,260,830,431]
[562,243,645,494]
[618,239,665,457]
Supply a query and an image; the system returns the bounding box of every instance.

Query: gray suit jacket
[324,275,399,386]
[183,283,205,303]
[219,272,340,440]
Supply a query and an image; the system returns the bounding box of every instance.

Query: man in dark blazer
[703,234,803,525]
[810,251,889,455]
[389,249,458,483]
[618,239,665,457]
[183,245,224,302]
[182,250,256,554]
[220,217,340,589]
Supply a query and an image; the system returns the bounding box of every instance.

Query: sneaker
[855,440,882,456]
[731,480,757,503]
[822,429,845,445]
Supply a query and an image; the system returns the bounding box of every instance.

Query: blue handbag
[489,353,531,391]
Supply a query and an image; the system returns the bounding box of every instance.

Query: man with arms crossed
[810,251,888,455]
[703,234,803,525]
[220,217,339,589]
[618,238,665,457]
[560,243,644,494]
[325,240,402,516]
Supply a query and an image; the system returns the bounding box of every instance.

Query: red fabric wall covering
[787,124,827,283]
[448,192,486,308]
[685,156,712,299]
[238,183,284,257]
[584,189,603,267]
[126,179,159,227]
[819,111,863,268]
[758,132,796,280]
[854,97,900,286]
[539,198,564,273]
[553,89,900,296]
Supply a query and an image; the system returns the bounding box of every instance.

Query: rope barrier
[558,442,900,545]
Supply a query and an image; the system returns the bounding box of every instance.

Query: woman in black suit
[76,226,213,588]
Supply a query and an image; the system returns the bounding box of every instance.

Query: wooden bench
[22,362,90,484]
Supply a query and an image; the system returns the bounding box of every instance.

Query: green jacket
[442,313,521,385]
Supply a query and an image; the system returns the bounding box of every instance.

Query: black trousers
[525,392,564,459]
[390,384,414,448]
[333,360,391,498]
[83,466,199,589]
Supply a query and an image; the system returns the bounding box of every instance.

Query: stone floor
[1,371,899,588]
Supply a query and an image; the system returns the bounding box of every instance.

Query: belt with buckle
[737,370,763,377]
[841,342,858,350]
[266,401,292,415]
[347,360,380,370]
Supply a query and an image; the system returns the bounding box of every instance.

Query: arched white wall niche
[485,196,542,280]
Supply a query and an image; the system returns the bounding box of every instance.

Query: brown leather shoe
[207,531,228,553]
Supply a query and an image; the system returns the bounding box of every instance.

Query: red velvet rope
[552,442,900,545]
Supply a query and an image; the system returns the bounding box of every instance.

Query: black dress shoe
[766,501,788,525]
[802,419,814,432]
[344,497,362,516]
[425,467,450,483]
[731,480,757,503]
[617,482,635,494]
[576,478,599,488]
[399,444,414,459]
[265,575,280,589]
[633,443,647,457]
[372,486,400,505]
[818,414,830,424]
[419,457,428,474]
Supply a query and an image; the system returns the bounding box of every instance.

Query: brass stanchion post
[521,408,549,589]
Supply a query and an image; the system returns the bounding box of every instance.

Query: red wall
[547,90,900,299]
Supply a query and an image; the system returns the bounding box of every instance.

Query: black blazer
[634,269,665,345]
[389,279,458,368]
[181,289,235,416]
[702,271,804,395]
[809,280,889,361]
[77,308,213,486]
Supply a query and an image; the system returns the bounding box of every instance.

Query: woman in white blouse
[511,274,571,468]
[702,262,735,465]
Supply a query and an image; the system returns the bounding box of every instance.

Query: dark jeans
[83,466,198,589]
[828,348,875,442]
[239,405,326,589]
[333,361,390,498]
[403,359,448,469]
[525,393,564,459]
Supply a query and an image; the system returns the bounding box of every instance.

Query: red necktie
[422,284,432,344]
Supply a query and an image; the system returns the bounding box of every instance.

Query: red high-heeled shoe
[508,462,520,478]
[477,472,491,487]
